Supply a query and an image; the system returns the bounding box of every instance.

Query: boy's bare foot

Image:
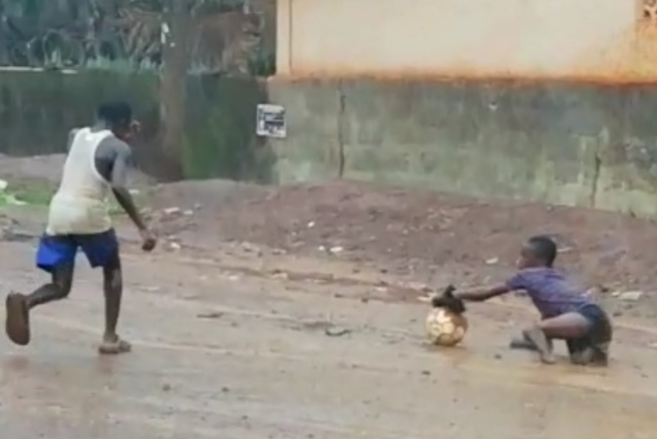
[98,335,132,355]
[523,326,556,364]
[5,292,30,346]
[510,335,537,351]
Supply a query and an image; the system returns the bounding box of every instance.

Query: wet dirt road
[1,242,656,439]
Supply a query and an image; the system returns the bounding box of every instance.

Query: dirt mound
[150,180,657,292]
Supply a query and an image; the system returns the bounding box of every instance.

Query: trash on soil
[408,282,432,292]
[271,270,289,280]
[163,207,181,215]
[324,326,351,337]
[197,311,224,319]
[616,291,644,301]
[240,242,261,253]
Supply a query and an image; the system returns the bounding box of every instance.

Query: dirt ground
[1,155,657,438]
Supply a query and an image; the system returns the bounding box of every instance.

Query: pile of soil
[150,180,657,292]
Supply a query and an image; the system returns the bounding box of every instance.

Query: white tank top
[46,128,113,235]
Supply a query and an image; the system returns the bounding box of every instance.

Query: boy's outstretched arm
[455,284,511,302]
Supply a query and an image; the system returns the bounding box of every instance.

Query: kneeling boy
[433,235,612,365]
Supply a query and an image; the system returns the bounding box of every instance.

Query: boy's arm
[455,284,511,302]
[109,141,147,232]
[455,270,528,302]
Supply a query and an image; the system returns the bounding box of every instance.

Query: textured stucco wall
[267,77,657,218]
[276,0,651,80]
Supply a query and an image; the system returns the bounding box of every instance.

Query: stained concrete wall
[0,70,268,182]
[277,0,644,80]
[267,78,657,218]
[5,70,657,218]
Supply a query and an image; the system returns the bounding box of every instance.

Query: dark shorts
[566,303,612,356]
[35,229,119,272]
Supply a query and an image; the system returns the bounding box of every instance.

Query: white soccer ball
[426,307,468,347]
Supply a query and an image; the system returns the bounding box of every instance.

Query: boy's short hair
[97,101,132,128]
[526,235,558,266]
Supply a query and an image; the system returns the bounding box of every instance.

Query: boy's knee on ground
[570,347,608,366]
[570,348,595,365]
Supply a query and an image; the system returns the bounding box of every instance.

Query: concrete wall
[6,70,657,218]
[0,70,269,182]
[267,78,657,218]
[276,0,653,80]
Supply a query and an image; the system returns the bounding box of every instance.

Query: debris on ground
[324,326,352,337]
[197,312,224,319]
[615,291,645,302]
[148,180,657,296]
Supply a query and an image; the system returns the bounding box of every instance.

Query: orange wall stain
[277,0,657,85]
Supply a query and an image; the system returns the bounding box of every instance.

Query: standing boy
[5,101,157,355]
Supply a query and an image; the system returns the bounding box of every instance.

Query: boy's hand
[431,284,466,314]
[140,228,157,252]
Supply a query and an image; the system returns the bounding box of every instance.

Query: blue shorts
[35,229,120,272]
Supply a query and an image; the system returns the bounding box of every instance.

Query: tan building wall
[277,0,649,80]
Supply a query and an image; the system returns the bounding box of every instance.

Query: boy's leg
[567,305,611,366]
[77,229,131,355]
[5,235,77,346]
[99,251,131,354]
[523,312,591,365]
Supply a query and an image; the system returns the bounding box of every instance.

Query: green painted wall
[0,70,268,182]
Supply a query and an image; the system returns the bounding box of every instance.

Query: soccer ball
[426,307,468,347]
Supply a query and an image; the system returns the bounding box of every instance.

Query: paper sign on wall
[256,104,286,138]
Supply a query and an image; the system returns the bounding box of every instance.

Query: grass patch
[0,178,154,216]
[0,179,52,212]
[10,182,54,206]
